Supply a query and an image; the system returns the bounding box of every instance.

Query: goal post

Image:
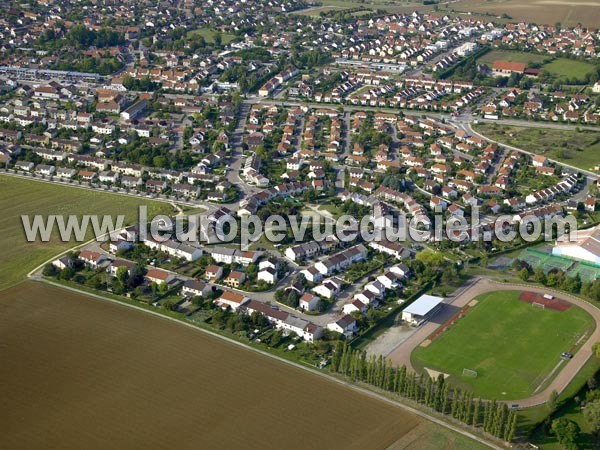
[532,302,545,310]
[463,368,478,378]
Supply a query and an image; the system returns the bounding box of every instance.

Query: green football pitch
[411,290,594,400]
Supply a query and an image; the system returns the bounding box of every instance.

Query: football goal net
[463,368,478,378]
[532,302,545,310]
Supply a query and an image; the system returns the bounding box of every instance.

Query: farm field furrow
[0,281,486,450]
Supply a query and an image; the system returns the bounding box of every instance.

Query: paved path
[386,278,600,407]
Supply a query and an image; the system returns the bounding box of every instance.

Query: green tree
[415,249,444,267]
[518,267,530,282]
[163,298,178,311]
[60,267,75,280]
[397,365,407,396]
[116,266,129,285]
[157,281,169,295]
[551,417,580,449]
[472,398,481,427]
[583,399,600,439]
[424,374,433,408]
[214,32,222,47]
[533,267,547,284]
[547,389,559,413]
[504,410,517,443]
[441,382,450,414]
[463,391,473,424]
[42,263,58,277]
[451,388,460,418]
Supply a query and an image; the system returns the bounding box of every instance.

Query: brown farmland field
[451,0,600,27]
[0,282,487,450]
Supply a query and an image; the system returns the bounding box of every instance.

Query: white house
[78,250,107,269]
[312,278,342,299]
[160,240,203,262]
[109,259,135,277]
[365,280,386,297]
[205,264,224,281]
[145,268,175,285]
[377,271,401,289]
[343,300,367,315]
[327,315,358,336]
[285,241,321,261]
[299,266,323,283]
[214,291,249,311]
[354,289,377,305]
[181,279,211,298]
[299,293,320,311]
[56,167,77,179]
[36,164,55,176]
[314,244,368,276]
[257,267,278,284]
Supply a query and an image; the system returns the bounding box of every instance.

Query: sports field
[0,176,174,290]
[477,50,547,66]
[542,58,597,81]
[0,281,487,450]
[518,248,575,274]
[411,290,594,400]
[570,264,600,282]
[518,248,600,281]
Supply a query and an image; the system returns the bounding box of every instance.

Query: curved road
[387,278,600,408]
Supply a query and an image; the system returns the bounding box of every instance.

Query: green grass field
[292,0,438,15]
[473,123,600,172]
[542,58,597,81]
[0,176,174,291]
[411,290,594,400]
[475,51,597,81]
[477,50,548,66]
[187,27,236,44]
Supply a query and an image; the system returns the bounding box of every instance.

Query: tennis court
[518,249,575,274]
[570,264,600,282]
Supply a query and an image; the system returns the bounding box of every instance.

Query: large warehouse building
[402,294,444,326]
[552,224,600,266]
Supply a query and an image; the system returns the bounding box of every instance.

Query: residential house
[299,293,320,311]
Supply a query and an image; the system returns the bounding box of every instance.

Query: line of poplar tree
[330,342,517,443]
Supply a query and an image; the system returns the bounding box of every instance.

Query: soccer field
[411,291,594,400]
